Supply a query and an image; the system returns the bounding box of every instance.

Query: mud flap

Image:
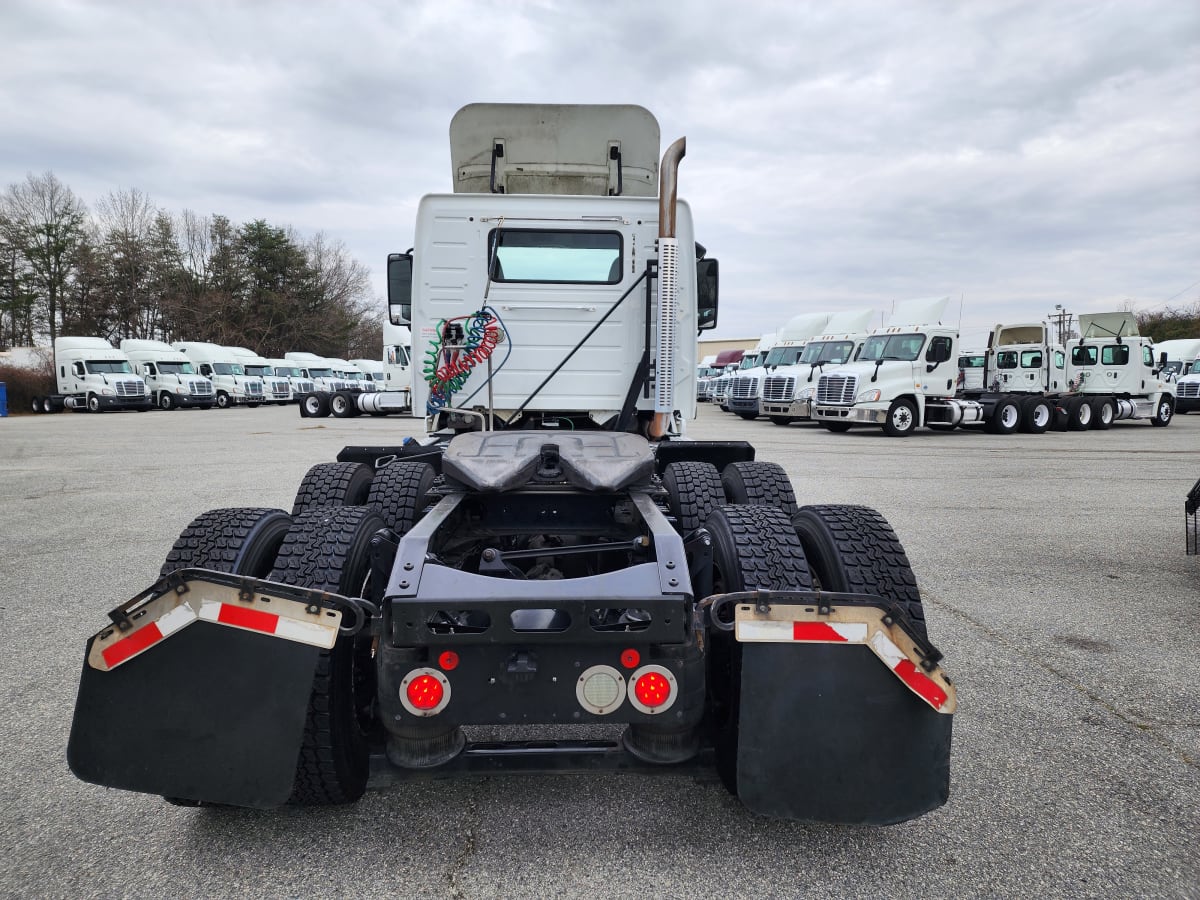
[736,642,952,825]
[68,621,319,808]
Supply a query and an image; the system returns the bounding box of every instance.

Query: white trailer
[173,342,265,408]
[31,337,151,413]
[226,347,292,405]
[120,339,215,410]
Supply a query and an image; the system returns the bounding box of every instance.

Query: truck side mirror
[388,253,413,325]
[697,257,718,332]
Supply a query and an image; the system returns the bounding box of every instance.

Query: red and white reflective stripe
[867,631,949,711]
[737,619,868,643]
[100,603,197,669]
[197,600,337,648]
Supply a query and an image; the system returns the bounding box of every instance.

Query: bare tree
[0,171,88,342]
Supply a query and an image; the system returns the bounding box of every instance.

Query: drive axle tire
[1020,397,1052,434]
[159,507,293,580]
[367,461,436,534]
[883,398,917,436]
[1067,396,1092,430]
[987,398,1020,435]
[330,391,358,418]
[301,392,330,418]
[31,397,43,414]
[1091,398,1114,430]
[292,462,374,516]
[721,461,798,517]
[706,504,812,794]
[661,461,723,535]
[1150,396,1173,427]
[790,504,927,640]
[269,506,386,805]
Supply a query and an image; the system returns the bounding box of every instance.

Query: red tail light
[628,665,677,714]
[400,667,451,716]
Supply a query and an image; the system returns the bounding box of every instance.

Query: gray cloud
[1,0,1196,342]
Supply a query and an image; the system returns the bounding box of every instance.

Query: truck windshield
[765,346,805,366]
[488,228,621,284]
[738,355,760,370]
[245,365,271,377]
[86,360,133,374]
[275,366,302,377]
[156,361,196,375]
[799,341,853,365]
[308,368,333,378]
[859,333,926,362]
[1189,361,1200,376]
[212,363,246,376]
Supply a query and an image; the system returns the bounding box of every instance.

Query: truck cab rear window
[1072,346,1098,366]
[488,229,621,284]
[1101,345,1129,366]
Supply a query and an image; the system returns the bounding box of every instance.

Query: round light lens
[634,671,671,708]
[406,673,444,710]
[438,650,460,671]
[576,664,626,715]
[620,648,640,669]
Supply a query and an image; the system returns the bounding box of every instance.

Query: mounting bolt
[399,580,409,588]
[668,578,678,587]
[482,549,497,562]
[665,561,675,569]
[403,562,414,571]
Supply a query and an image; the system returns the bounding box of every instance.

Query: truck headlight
[857,388,881,402]
[798,387,815,400]
[101,388,115,396]
[175,386,190,394]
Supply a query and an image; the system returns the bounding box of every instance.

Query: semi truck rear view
[67,103,955,826]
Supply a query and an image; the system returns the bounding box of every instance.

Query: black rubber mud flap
[68,621,319,808]
[736,643,952,825]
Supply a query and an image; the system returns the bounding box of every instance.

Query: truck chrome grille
[116,381,145,397]
[763,376,794,403]
[1178,382,1199,399]
[730,376,760,400]
[246,382,263,396]
[189,380,213,396]
[817,374,857,405]
[270,383,289,398]
[298,381,315,394]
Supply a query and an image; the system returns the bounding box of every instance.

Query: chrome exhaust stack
[650,136,686,440]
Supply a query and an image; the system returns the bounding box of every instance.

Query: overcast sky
[2,0,1197,346]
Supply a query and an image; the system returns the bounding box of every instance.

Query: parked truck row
[28,337,405,414]
[709,301,1180,436]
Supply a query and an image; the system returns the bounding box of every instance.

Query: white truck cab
[350,358,385,389]
[987,323,1068,394]
[266,358,315,401]
[226,347,292,404]
[120,339,215,410]
[1066,313,1175,424]
[726,331,791,419]
[284,352,352,393]
[383,322,412,393]
[387,103,716,434]
[330,358,376,393]
[1176,359,1200,413]
[761,309,874,423]
[173,342,264,408]
[48,337,151,412]
[957,349,987,391]
[1151,338,1200,382]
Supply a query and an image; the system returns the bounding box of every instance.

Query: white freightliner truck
[172,342,264,408]
[698,348,742,402]
[715,340,769,411]
[284,352,353,395]
[728,324,827,420]
[226,347,292,405]
[760,309,875,425]
[382,321,412,391]
[814,308,1175,436]
[68,103,955,826]
[1151,338,1200,382]
[31,337,151,413]
[349,358,385,389]
[120,339,215,410]
[330,358,377,393]
[1176,359,1200,414]
[266,358,316,401]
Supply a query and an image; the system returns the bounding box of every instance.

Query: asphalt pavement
[0,402,1197,899]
